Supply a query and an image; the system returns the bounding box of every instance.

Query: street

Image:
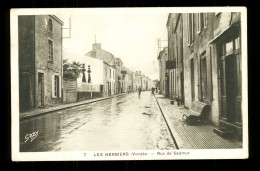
[20,91,176,152]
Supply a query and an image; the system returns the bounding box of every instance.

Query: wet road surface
[20,91,176,152]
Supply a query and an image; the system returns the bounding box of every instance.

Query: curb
[154,95,186,150]
[20,93,127,120]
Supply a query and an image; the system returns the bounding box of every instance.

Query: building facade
[115,58,125,94]
[166,12,242,140]
[18,15,63,111]
[86,43,116,96]
[157,47,168,96]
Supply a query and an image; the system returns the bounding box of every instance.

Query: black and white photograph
[11,7,248,161]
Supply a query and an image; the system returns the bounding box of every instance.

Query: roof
[85,48,115,66]
[49,15,64,26]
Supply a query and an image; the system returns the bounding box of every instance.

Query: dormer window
[48,19,53,32]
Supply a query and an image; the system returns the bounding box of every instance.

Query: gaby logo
[24,130,39,143]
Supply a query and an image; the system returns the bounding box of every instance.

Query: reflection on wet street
[20,92,176,152]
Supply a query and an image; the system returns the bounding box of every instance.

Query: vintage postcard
[11,7,248,161]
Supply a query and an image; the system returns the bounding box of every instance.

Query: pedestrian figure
[138,86,142,98]
[152,87,154,94]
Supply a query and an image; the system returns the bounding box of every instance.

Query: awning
[209,23,240,44]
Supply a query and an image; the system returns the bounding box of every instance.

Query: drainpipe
[61,23,63,102]
[33,16,36,108]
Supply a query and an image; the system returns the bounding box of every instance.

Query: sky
[57,12,168,80]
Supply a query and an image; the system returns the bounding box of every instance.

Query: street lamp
[82,64,86,83]
[87,65,92,98]
[87,65,91,83]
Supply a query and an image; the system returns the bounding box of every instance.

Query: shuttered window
[187,13,194,45]
[198,47,213,103]
[48,40,53,61]
[197,13,208,34]
[52,74,61,98]
[201,54,207,101]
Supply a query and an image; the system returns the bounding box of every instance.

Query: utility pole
[157,38,168,55]
[62,17,72,39]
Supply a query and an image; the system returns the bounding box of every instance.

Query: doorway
[38,73,44,107]
[219,37,242,124]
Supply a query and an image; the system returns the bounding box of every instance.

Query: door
[38,73,44,107]
[191,59,195,101]
[225,55,236,122]
[219,37,242,124]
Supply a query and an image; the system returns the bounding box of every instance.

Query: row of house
[158,12,242,140]
[18,15,153,112]
[82,42,153,95]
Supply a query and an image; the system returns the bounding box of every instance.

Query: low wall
[63,78,77,103]
[78,92,103,101]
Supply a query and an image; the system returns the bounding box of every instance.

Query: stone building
[85,43,116,96]
[103,61,115,96]
[133,71,141,91]
[209,12,242,140]
[122,67,134,93]
[157,47,168,96]
[18,15,63,112]
[167,14,185,104]
[167,12,242,140]
[115,58,124,94]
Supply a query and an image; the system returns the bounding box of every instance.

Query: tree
[63,59,83,79]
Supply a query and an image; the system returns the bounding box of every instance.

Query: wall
[76,55,104,85]
[103,62,111,96]
[34,15,63,107]
[63,78,77,103]
[158,48,167,96]
[182,13,219,125]
[18,16,35,111]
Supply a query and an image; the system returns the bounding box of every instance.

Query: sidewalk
[154,94,242,149]
[20,93,127,120]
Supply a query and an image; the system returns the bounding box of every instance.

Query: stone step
[213,127,234,139]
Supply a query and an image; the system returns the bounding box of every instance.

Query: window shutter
[197,55,202,101]
[59,75,62,98]
[197,13,201,33]
[206,46,213,101]
[52,75,55,98]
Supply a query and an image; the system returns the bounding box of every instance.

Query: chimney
[93,43,101,50]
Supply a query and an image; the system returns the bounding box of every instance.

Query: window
[48,19,53,32]
[197,13,201,33]
[218,36,242,123]
[113,71,115,79]
[48,40,53,61]
[52,75,61,98]
[105,68,107,77]
[187,13,194,45]
[200,52,207,102]
[110,69,111,79]
[203,13,208,28]
[197,13,208,34]
[54,75,59,97]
